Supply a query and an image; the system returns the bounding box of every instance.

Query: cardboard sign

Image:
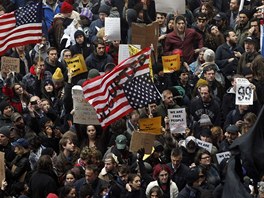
[131,22,159,59]
[162,54,181,73]
[168,108,187,133]
[72,85,100,125]
[139,116,162,134]
[105,17,121,41]
[66,54,87,77]
[155,0,185,14]
[1,56,20,73]
[118,44,141,64]
[216,151,231,164]
[129,132,156,154]
[0,152,5,184]
[235,78,253,105]
[196,139,213,153]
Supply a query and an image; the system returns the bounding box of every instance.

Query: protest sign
[235,78,253,105]
[72,85,100,125]
[129,132,156,154]
[162,54,181,73]
[118,44,141,64]
[155,0,185,14]
[196,139,213,153]
[216,151,231,164]
[66,54,87,77]
[168,108,187,133]
[0,152,4,185]
[139,116,162,134]
[131,21,159,58]
[105,17,121,41]
[1,56,20,73]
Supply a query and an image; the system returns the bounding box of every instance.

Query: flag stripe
[83,47,153,128]
[0,2,42,55]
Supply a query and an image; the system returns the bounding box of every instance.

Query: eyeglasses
[201,156,211,160]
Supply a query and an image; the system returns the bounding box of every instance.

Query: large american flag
[82,48,161,128]
[0,2,42,55]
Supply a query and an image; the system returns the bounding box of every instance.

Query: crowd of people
[1,0,264,197]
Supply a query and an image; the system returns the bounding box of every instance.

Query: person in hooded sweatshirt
[70,30,91,59]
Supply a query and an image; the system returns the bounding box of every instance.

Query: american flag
[0,2,42,55]
[82,48,160,128]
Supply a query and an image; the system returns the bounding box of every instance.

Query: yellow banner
[139,116,162,134]
[66,54,87,77]
[162,54,180,73]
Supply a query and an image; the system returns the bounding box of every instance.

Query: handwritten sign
[66,54,87,77]
[196,139,213,153]
[72,85,100,125]
[139,116,162,134]
[162,54,181,73]
[168,108,187,133]
[1,56,20,73]
[0,152,5,184]
[129,132,156,154]
[216,151,231,164]
[155,0,185,14]
[118,44,141,64]
[235,78,253,105]
[105,17,121,41]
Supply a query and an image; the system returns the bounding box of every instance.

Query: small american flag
[82,48,160,128]
[0,2,42,55]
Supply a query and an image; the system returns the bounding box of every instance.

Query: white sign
[235,78,253,105]
[196,139,213,153]
[155,0,185,14]
[72,85,100,125]
[118,44,141,64]
[168,108,187,133]
[105,17,121,41]
[216,151,231,164]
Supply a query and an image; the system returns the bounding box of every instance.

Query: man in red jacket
[164,15,203,64]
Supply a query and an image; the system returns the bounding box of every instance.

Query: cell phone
[30,101,38,105]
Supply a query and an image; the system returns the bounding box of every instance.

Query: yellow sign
[66,54,87,77]
[162,54,180,73]
[128,44,140,56]
[139,116,162,134]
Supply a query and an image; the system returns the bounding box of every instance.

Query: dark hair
[59,185,76,198]
[203,64,216,73]
[37,155,53,171]
[224,29,235,39]
[117,164,130,174]
[194,148,211,165]
[85,164,99,174]
[171,147,182,157]
[148,186,163,198]
[127,173,140,183]
[175,15,186,24]
[47,47,57,54]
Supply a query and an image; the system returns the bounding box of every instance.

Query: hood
[126,9,137,26]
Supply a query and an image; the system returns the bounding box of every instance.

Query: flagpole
[260,19,264,56]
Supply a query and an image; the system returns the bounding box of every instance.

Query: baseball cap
[11,138,29,148]
[11,112,22,122]
[226,125,239,134]
[115,135,127,150]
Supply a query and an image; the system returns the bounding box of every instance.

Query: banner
[168,108,187,133]
[139,116,162,134]
[155,0,185,14]
[162,54,181,73]
[235,78,253,105]
[66,54,87,77]
[72,85,100,125]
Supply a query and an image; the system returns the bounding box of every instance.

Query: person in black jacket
[28,155,59,198]
[70,30,92,59]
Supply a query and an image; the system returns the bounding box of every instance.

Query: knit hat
[203,49,215,63]
[52,68,64,83]
[199,114,213,126]
[0,100,11,113]
[80,8,93,21]
[154,140,164,152]
[98,5,110,16]
[0,126,11,138]
[11,112,22,122]
[43,79,54,86]
[46,193,59,198]
[60,1,73,14]
[226,125,239,134]
[87,69,100,79]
